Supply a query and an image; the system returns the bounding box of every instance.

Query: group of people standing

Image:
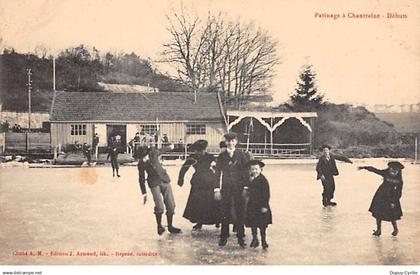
[108,132,405,250]
[137,132,272,249]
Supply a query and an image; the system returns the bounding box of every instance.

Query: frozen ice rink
[0,159,419,265]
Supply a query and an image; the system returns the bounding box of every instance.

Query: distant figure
[107,145,120,177]
[3,120,10,132]
[139,130,147,146]
[358,161,404,236]
[245,160,272,250]
[176,138,185,152]
[162,134,169,146]
[82,143,92,165]
[115,134,121,144]
[73,141,82,152]
[316,144,353,207]
[177,139,220,231]
[129,132,141,154]
[154,133,159,147]
[133,132,141,143]
[93,133,99,148]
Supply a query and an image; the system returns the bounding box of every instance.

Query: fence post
[54,145,58,160]
[26,132,29,153]
[184,142,187,160]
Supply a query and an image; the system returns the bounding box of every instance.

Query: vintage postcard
[0,0,419,274]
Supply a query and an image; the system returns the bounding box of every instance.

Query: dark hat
[247,159,265,168]
[219,141,227,148]
[319,144,332,151]
[224,132,238,141]
[190,139,208,152]
[136,146,150,159]
[387,161,404,170]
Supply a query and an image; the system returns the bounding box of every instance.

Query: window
[186,124,206,135]
[139,124,158,135]
[70,124,87,136]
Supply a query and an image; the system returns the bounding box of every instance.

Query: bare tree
[162,9,280,109]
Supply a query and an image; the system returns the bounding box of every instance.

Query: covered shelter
[226,110,317,158]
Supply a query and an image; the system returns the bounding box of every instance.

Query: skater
[316,144,353,206]
[214,132,251,248]
[245,160,272,250]
[358,161,404,236]
[177,139,220,231]
[82,143,92,165]
[137,146,182,236]
[107,144,120,177]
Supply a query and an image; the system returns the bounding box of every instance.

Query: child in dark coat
[358,161,404,236]
[245,160,272,249]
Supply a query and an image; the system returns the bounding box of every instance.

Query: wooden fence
[4,132,51,154]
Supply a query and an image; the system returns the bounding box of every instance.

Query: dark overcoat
[214,149,250,223]
[178,153,220,224]
[364,166,403,221]
[245,173,272,228]
[138,148,171,195]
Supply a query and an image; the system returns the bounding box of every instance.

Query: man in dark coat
[214,132,251,247]
[137,145,182,236]
[107,145,120,177]
[316,144,353,206]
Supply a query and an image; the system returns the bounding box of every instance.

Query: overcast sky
[1,0,419,106]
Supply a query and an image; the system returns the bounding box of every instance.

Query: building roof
[227,110,318,118]
[97,82,158,93]
[50,91,224,122]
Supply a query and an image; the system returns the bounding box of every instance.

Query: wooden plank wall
[51,123,94,147]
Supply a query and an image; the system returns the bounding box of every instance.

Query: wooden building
[226,110,317,157]
[49,91,226,153]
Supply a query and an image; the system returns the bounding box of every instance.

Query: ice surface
[0,159,419,265]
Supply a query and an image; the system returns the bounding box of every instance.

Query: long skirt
[369,184,402,221]
[183,175,221,224]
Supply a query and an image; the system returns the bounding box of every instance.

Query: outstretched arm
[358,166,387,177]
[333,154,353,164]
[177,158,196,187]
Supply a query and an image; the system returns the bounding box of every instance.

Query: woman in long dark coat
[245,160,272,249]
[177,140,220,230]
[358,161,404,236]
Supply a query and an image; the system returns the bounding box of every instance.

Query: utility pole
[27,69,32,132]
[53,56,56,91]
